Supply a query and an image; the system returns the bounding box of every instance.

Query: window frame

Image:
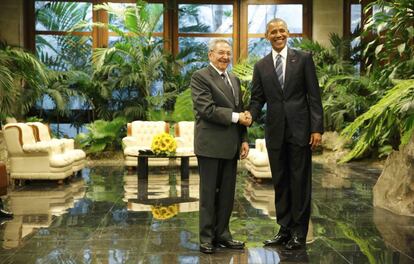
[27,0,312,61]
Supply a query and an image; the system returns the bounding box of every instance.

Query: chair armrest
[122,136,138,147]
[60,138,75,150]
[23,141,64,154]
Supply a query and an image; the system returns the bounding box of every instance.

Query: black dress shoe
[263,231,291,246]
[200,243,215,254]
[285,235,306,250]
[0,209,13,219]
[216,239,245,249]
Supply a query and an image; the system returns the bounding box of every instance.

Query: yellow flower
[151,132,177,156]
[151,204,179,220]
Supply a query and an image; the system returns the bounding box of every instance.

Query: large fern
[340,79,414,162]
[75,117,127,153]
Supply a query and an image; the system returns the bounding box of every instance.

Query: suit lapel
[207,65,235,107]
[264,53,283,96]
[228,73,239,107]
[284,48,297,95]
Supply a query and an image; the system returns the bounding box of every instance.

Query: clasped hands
[238,111,252,126]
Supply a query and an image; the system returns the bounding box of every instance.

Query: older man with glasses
[190,38,251,254]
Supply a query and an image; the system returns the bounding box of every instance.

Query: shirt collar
[272,45,288,60]
[210,62,226,76]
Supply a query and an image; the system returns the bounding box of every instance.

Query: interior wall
[0,0,24,47]
[312,0,344,47]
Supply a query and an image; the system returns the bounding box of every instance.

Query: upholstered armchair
[243,139,271,179]
[122,121,171,167]
[27,122,86,173]
[3,123,74,181]
[174,121,197,166]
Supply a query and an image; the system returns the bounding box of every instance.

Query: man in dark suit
[247,18,324,250]
[191,38,250,254]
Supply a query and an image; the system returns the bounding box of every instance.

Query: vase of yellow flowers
[151,132,177,156]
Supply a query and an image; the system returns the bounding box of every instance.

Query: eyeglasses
[211,50,232,57]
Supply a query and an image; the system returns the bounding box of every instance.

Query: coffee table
[137,153,196,181]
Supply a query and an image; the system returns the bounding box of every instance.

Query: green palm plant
[0,44,49,119]
[171,88,194,122]
[88,1,173,121]
[291,34,370,132]
[232,59,255,109]
[35,1,92,71]
[340,79,414,162]
[338,0,414,162]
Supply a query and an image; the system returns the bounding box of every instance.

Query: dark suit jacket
[191,65,248,159]
[249,48,323,149]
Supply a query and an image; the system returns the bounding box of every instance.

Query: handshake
[239,111,252,126]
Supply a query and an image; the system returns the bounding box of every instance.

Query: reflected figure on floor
[246,18,324,250]
[191,38,250,254]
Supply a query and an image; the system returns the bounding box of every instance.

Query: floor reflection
[2,178,85,250]
[0,161,412,263]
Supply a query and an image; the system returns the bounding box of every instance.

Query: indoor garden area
[0,0,413,263]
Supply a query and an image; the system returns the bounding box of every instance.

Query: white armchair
[27,122,86,173]
[3,123,74,181]
[243,139,272,179]
[174,121,197,166]
[122,121,171,167]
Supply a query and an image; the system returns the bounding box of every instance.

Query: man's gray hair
[208,38,231,51]
[266,18,289,33]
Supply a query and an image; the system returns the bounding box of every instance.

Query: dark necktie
[221,73,234,97]
[275,54,284,89]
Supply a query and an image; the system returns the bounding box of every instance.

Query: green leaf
[397,43,406,55]
[374,44,384,56]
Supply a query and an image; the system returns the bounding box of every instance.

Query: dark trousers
[267,122,312,238]
[197,155,238,244]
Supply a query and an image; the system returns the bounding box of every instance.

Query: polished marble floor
[0,160,413,264]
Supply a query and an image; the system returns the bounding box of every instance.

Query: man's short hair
[266,18,289,33]
[208,38,231,52]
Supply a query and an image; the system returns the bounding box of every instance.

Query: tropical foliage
[290,33,374,132]
[75,117,126,154]
[35,1,92,71]
[338,0,414,161]
[0,43,72,120]
[340,79,414,162]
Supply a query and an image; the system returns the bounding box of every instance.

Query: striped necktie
[275,54,284,89]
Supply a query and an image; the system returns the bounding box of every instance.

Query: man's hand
[309,133,322,151]
[240,142,249,159]
[239,111,252,126]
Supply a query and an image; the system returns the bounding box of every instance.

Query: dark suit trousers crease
[197,155,238,244]
[267,119,312,238]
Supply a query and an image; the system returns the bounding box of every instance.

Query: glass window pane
[248,37,302,58]
[178,4,233,33]
[35,35,92,71]
[350,4,361,33]
[179,37,234,72]
[248,38,271,58]
[109,36,163,48]
[108,3,163,33]
[35,1,92,31]
[248,5,303,34]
